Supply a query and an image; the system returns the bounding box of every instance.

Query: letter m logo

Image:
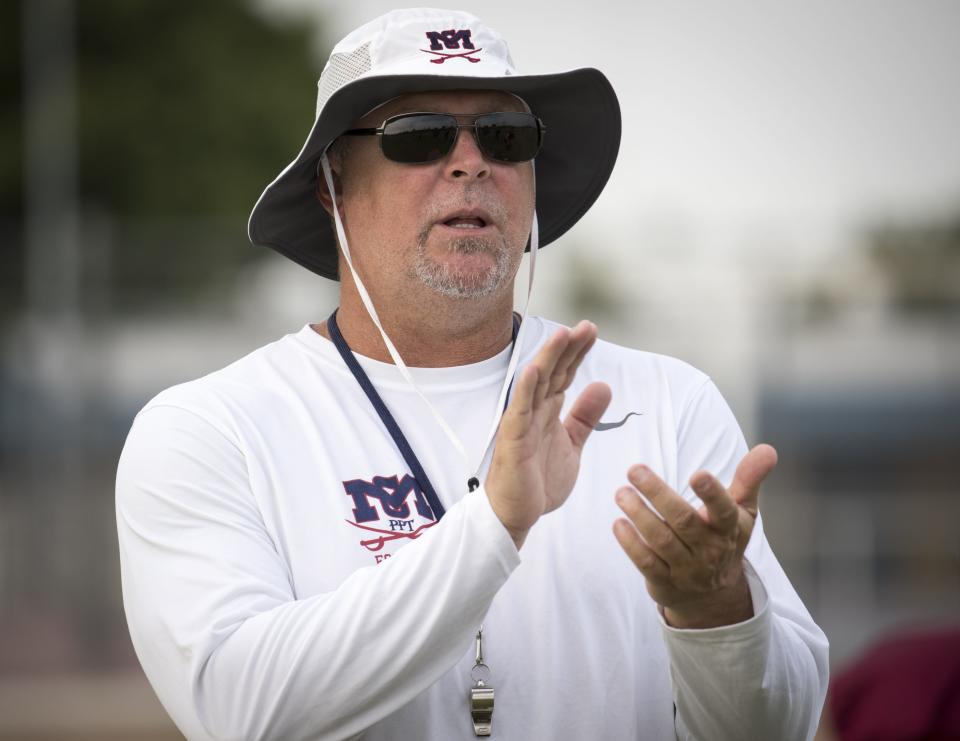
[425,29,475,51]
[343,474,436,524]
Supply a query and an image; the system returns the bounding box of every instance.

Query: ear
[315,159,343,218]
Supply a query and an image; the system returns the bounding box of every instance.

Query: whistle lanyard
[326,310,520,520]
[327,309,517,737]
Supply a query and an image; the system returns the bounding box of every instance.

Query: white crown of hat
[316,8,518,119]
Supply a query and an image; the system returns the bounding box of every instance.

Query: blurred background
[1,0,958,738]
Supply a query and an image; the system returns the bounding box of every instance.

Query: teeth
[446,216,485,229]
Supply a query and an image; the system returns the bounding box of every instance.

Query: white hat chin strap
[321,152,539,487]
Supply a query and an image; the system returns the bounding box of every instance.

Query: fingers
[500,321,599,442]
[549,321,597,395]
[688,472,739,531]
[525,322,597,406]
[690,469,757,555]
[613,518,670,582]
[627,465,702,542]
[727,444,778,516]
[498,364,539,441]
[531,330,567,405]
[616,486,691,564]
[563,382,612,450]
[561,327,598,393]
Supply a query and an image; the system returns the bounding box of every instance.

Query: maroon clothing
[831,628,960,741]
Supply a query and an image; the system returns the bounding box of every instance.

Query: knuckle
[640,554,659,571]
[673,508,698,533]
[646,582,671,604]
[615,519,638,547]
[631,549,652,571]
[616,489,636,515]
[648,526,673,551]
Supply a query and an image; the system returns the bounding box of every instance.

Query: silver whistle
[469,627,494,736]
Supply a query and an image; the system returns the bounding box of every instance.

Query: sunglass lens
[380,114,458,163]
[475,113,542,162]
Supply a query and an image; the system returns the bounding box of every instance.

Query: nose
[444,126,490,181]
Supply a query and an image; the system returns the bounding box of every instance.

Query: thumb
[728,444,778,516]
[563,382,612,450]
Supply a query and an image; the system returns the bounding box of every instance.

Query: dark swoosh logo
[594,411,643,432]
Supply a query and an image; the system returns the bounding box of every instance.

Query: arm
[118,321,611,741]
[117,405,518,740]
[664,515,829,741]
[612,380,828,741]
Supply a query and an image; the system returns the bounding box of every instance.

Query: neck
[315,283,516,368]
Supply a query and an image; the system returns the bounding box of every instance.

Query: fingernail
[694,476,711,493]
[630,465,649,483]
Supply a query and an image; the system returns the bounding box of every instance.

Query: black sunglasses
[341,111,546,164]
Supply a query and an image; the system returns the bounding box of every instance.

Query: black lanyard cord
[327,310,520,522]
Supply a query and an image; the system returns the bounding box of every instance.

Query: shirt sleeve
[662,379,830,741]
[116,403,520,741]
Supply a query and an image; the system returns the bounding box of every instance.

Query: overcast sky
[260,0,960,258]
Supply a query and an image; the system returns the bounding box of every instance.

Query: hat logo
[421,29,482,64]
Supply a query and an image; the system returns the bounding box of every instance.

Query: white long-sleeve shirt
[116,316,829,740]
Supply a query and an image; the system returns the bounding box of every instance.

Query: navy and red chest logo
[421,29,482,64]
[343,474,437,563]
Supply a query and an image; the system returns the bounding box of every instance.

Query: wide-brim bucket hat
[248,7,621,281]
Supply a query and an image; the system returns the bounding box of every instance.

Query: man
[117,8,828,740]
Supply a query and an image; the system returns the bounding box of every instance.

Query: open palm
[485,322,611,548]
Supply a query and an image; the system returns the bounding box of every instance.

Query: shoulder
[129,327,322,444]
[531,316,713,406]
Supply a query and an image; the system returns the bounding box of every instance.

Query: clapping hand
[485,322,612,549]
[613,445,779,629]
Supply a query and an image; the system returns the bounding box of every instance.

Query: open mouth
[443,216,487,229]
[438,209,494,230]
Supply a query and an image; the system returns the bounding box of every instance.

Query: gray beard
[412,232,512,299]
